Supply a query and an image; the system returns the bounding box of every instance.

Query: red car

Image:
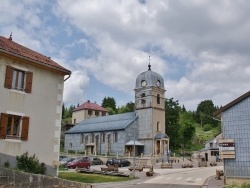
[67,157,91,169]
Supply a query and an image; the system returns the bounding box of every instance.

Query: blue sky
[1,0,250,110]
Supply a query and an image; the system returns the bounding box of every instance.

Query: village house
[0,35,71,176]
[214,91,250,185]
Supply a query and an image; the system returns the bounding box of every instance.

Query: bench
[182,163,193,168]
[101,164,118,172]
[128,165,143,172]
[161,163,172,169]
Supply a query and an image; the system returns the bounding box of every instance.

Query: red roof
[0,35,71,75]
[73,101,108,112]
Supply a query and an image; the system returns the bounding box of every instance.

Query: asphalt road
[91,164,223,188]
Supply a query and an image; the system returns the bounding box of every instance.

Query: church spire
[148,55,151,70]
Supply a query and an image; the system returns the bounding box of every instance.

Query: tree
[106,107,116,115]
[117,106,131,114]
[196,100,218,127]
[165,98,182,151]
[102,97,117,113]
[125,101,135,112]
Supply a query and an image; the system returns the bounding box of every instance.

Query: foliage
[59,172,133,183]
[62,103,75,119]
[16,152,46,174]
[225,183,250,188]
[196,100,219,127]
[165,98,182,150]
[102,97,117,113]
[203,124,212,131]
[106,107,116,115]
[117,106,131,114]
[179,112,196,149]
[3,160,10,168]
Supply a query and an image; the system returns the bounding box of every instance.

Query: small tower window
[141,93,146,104]
[91,133,95,143]
[157,121,160,131]
[157,94,160,104]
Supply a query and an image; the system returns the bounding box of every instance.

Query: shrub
[203,124,212,132]
[16,152,46,174]
[4,160,10,168]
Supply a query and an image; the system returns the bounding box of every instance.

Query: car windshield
[61,158,69,162]
[72,158,81,162]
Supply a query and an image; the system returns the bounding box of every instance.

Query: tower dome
[135,64,165,90]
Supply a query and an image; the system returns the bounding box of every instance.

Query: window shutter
[25,72,33,93]
[4,66,13,89]
[21,116,29,141]
[0,113,8,139]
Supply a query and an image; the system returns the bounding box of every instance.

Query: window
[95,111,99,116]
[157,121,160,131]
[102,132,105,143]
[91,133,94,143]
[102,112,106,116]
[157,94,160,104]
[81,134,84,144]
[88,110,92,116]
[4,66,33,93]
[85,135,88,144]
[113,132,118,143]
[74,119,76,124]
[0,113,29,141]
[141,93,146,104]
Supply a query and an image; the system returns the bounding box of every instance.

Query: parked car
[88,157,103,165]
[67,157,91,169]
[60,157,75,167]
[59,155,67,161]
[114,159,131,167]
[106,158,117,166]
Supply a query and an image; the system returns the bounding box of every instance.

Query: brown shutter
[4,66,13,89]
[21,116,29,141]
[25,71,33,93]
[0,113,8,139]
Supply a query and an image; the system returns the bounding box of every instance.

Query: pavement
[90,162,225,188]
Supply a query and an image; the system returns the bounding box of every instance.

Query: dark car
[89,157,103,165]
[114,159,131,167]
[67,157,91,169]
[60,157,75,167]
[106,158,116,166]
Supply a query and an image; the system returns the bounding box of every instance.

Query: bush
[203,124,212,132]
[16,152,46,174]
[3,160,10,168]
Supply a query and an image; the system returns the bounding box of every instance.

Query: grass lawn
[59,172,134,183]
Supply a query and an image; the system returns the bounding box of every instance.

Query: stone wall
[0,167,91,188]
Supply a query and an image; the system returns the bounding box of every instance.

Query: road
[91,165,223,188]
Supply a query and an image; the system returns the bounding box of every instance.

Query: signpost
[219,139,235,159]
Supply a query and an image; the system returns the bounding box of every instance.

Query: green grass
[59,172,134,183]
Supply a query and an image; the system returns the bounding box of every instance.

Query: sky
[1,0,250,111]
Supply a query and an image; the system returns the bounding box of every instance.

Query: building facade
[0,35,71,176]
[65,64,169,156]
[72,100,108,124]
[214,91,250,185]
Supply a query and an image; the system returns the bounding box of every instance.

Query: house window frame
[102,132,105,143]
[4,66,33,93]
[0,113,29,141]
[157,94,160,104]
[113,132,118,143]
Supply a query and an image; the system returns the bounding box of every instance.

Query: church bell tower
[134,62,169,156]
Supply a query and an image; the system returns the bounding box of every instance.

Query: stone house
[0,35,71,176]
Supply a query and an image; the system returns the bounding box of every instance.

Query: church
[64,64,169,157]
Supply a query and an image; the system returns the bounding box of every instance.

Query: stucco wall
[0,57,64,176]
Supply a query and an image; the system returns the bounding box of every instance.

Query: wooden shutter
[25,72,33,93]
[0,113,8,139]
[4,66,13,89]
[21,116,29,141]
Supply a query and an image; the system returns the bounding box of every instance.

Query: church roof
[73,100,108,112]
[135,64,165,90]
[155,133,169,139]
[0,35,71,75]
[65,112,138,134]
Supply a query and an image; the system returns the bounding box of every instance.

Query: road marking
[186,177,192,181]
[175,177,182,180]
[166,177,173,180]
